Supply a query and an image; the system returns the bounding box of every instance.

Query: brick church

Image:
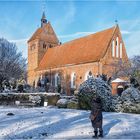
[27,12,128,95]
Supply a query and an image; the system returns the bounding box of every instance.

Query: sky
[0,0,140,58]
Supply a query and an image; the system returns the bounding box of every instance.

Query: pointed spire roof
[42,11,46,19]
[28,22,59,44]
[41,11,47,27]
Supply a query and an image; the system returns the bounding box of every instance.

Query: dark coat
[91,98,103,128]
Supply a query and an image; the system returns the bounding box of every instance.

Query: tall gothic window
[71,73,76,88]
[55,73,61,87]
[120,43,122,58]
[112,40,115,57]
[85,71,93,81]
[116,37,119,58]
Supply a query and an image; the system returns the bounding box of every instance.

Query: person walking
[89,96,103,138]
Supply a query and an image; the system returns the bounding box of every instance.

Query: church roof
[37,25,117,71]
[28,22,59,43]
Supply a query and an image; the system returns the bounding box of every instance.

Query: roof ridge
[60,26,116,47]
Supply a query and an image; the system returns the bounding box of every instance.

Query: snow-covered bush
[56,99,68,108]
[78,77,113,111]
[29,95,41,104]
[113,87,140,113]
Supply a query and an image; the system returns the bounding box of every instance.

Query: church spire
[41,11,47,27]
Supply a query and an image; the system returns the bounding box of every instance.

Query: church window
[55,73,61,87]
[49,44,53,48]
[120,43,122,58]
[43,43,47,49]
[112,40,115,57]
[116,37,119,58]
[71,73,76,88]
[85,71,93,81]
[30,44,35,50]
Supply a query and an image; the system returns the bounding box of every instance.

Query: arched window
[43,43,46,49]
[85,71,93,81]
[49,44,53,48]
[30,44,35,51]
[112,40,115,57]
[55,73,61,87]
[120,43,122,58]
[71,73,76,88]
[116,37,119,58]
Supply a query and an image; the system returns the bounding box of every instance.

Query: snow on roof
[111,78,126,83]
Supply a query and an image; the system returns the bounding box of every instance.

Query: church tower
[27,12,59,86]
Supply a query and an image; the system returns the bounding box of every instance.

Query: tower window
[30,44,35,50]
[49,44,52,48]
[43,43,47,49]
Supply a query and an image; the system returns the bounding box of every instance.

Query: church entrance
[117,85,124,96]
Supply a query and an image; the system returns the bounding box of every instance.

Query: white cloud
[58,31,94,39]
[121,30,131,35]
[58,30,131,40]
[10,38,28,44]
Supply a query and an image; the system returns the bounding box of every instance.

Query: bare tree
[111,59,131,79]
[110,56,140,86]
[0,38,26,91]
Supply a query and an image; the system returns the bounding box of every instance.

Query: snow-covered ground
[0,106,140,139]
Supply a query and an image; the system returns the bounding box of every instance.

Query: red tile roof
[28,22,59,44]
[37,26,116,71]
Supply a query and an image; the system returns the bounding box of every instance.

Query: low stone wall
[0,93,60,107]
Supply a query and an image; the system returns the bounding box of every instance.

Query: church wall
[36,62,101,95]
[101,26,129,77]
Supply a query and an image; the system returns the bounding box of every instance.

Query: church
[27,12,128,95]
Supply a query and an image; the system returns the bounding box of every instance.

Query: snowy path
[0,106,140,139]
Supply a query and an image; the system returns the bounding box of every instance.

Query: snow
[0,106,140,139]
[57,99,68,104]
[111,78,126,83]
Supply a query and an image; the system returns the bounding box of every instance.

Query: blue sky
[0,0,140,58]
